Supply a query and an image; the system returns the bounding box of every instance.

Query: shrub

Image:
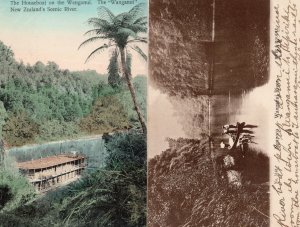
[0,156,35,212]
[3,112,39,146]
[58,131,147,226]
[80,96,130,134]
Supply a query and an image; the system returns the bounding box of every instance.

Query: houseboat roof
[17,154,85,170]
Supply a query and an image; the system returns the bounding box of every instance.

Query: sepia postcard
[148,0,299,227]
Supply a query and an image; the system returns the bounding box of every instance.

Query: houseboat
[17,153,86,191]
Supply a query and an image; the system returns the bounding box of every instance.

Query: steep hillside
[148,138,269,227]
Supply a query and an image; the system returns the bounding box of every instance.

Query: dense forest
[0,41,146,147]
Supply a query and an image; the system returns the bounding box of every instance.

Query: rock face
[226,170,242,187]
[149,0,269,97]
[223,155,235,168]
[148,138,269,227]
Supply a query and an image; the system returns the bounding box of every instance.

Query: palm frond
[116,3,146,25]
[87,17,110,27]
[127,3,146,21]
[127,37,147,44]
[117,28,138,38]
[78,36,108,50]
[87,18,113,34]
[85,44,115,63]
[129,45,147,61]
[133,16,147,25]
[127,23,147,33]
[97,6,115,23]
[84,29,102,36]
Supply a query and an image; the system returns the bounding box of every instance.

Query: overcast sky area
[0,0,147,76]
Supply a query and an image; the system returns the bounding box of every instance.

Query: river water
[211,84,272,154]
[148,83,272,158]
[8,136,108,169]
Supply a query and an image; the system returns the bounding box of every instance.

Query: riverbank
[148,137,269,227]
[8,133,103,151]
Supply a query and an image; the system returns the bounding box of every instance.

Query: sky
[0,0,147,75]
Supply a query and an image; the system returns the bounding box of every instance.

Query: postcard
[148,0,299,226]
[0,0,147,226]
[0,0,299,226]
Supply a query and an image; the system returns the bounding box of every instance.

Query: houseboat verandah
[17,153,86,191]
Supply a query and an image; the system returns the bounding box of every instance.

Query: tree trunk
[119,47,147,134]
[0,139,6,168]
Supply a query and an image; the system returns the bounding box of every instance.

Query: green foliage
[104,131,146,226]
[58,131,146,226]
[132,76,147,118]
[0,185,12,210]
[80,96,130,134]
[116,76,147,126]
[0,156,35,212]
[105,131,146,175]
[0,41,146,147]
[33,61,45,73]
[0,68,104,123]
[38,120,81,142]
[0,41,16,72]
[1,131,146,227]
[0,101,7,139]
[80,3,148,133]
[3,112,39,146]
[0,157,37,227]
[126,53,132,77]
[79,3,147,57]
[108,50,122,88]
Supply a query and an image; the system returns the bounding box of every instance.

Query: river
[8,135,108,169]
[148,83,272,158]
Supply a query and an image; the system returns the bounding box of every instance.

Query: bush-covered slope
[0,41,147,146]
[148,138,269,227]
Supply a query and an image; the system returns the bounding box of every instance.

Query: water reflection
[211,84,271,155]
[149,83,272,158]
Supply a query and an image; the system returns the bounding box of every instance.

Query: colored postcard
[0,0,147,226]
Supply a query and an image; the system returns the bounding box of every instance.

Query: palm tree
[79,3,147,134]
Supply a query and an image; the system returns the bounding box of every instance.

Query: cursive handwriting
[272,1,300,226]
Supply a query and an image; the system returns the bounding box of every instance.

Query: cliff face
[149,0,269,97]
[148,138,269,227]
